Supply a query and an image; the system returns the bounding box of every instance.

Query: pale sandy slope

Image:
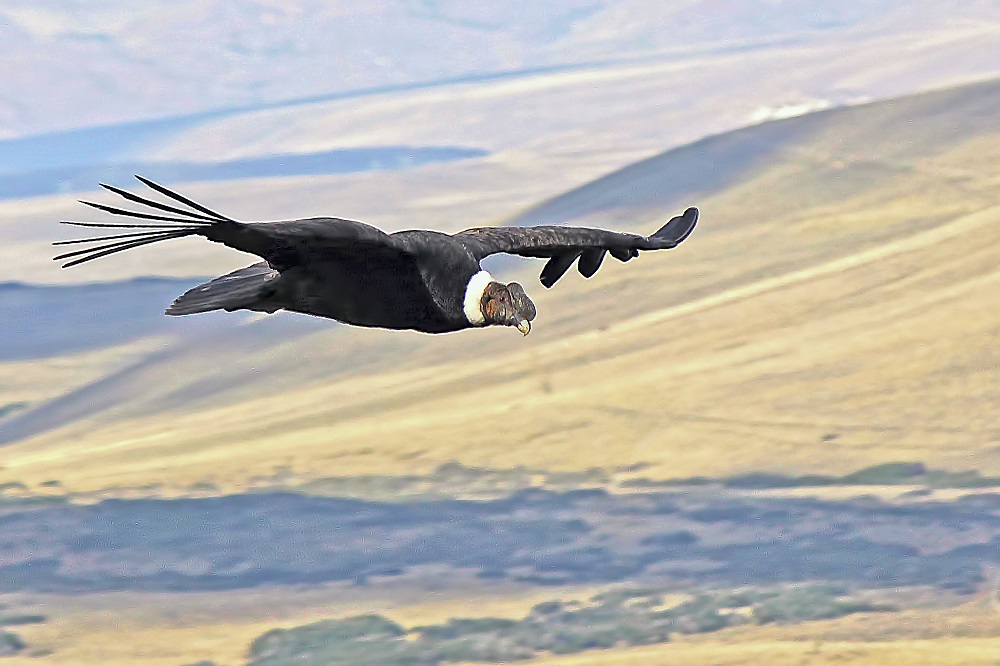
[0,79,998,493]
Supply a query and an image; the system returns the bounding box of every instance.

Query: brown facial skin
[481,282,536,335]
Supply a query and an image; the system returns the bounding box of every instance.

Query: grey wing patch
[166,262,279,316]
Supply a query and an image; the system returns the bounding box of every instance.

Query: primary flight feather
[55,177,699,335]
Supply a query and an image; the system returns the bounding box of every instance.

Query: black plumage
[55,177,698,335]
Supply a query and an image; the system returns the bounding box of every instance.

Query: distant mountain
[2,0,997,138]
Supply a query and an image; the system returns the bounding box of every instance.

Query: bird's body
[55,177,699,335]
[229,229,486,333]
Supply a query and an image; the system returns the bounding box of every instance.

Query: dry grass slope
[527,639,1000,666]
[4,589,999,666]
[0,582,608,666]
[0,80,998,495]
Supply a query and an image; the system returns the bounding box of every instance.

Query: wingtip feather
[134,175,236,222]
[652,206,699,246]
[539,251,581,288]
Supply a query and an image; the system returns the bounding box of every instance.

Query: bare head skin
[481,281,536,335]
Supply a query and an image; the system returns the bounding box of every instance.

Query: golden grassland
[0,82,999,665]
[531,599,1000,666]
[2,588,998,666]
[1,96,998,494]
[0,338,169,407]
[527,639,1000,666]
[0,579,617,666]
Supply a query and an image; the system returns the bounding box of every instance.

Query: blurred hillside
[2,0,998,138]
[1,77,997,492]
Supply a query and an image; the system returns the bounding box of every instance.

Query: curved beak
[516,319,531,336]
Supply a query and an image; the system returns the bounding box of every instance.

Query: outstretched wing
[223,216,415,272]
[454,207,698,287]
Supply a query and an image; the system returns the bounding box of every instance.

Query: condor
[55,177,698,335]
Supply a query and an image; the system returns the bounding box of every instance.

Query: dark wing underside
[453,207,698,287]
[221,217,416,272]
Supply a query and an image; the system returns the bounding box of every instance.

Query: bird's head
[482,281,536,335]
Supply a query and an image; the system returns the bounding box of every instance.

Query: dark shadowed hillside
[0,484,996,594]
[0,279,211,360]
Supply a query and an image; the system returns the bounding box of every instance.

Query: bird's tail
[166,262,279,316]
[54,176,235,268]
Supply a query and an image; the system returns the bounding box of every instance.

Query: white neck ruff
[463,270,495,326]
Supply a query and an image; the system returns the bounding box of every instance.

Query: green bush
[839,462,926,484]
[0,482,28,496]
[244,585,898,665]
[706,461,1000,489]
[0,613,46,626]
[923,469,1000,488]
[752,585,893,624]
[0,402,27,420]
[0,631,25,656]
[417,617,519,640]
[247,615,412,666]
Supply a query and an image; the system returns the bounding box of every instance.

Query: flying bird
[54,177,698,335]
